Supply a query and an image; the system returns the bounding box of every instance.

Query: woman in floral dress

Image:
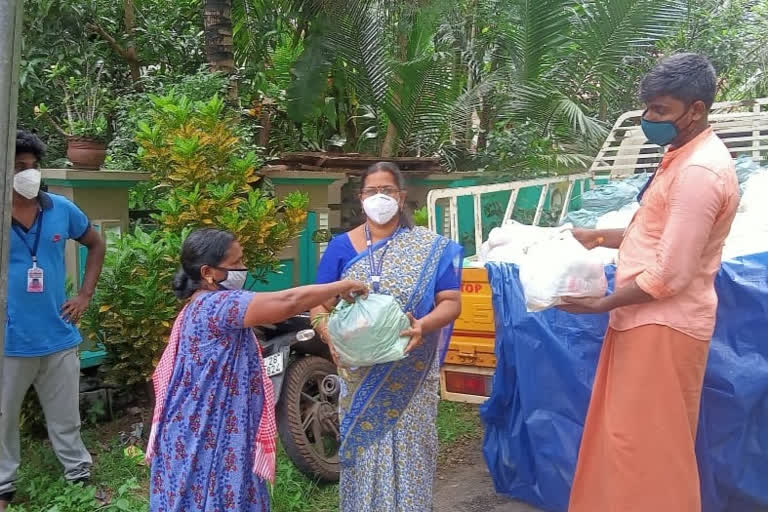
[312,162,463,511]
[146,228,366,511]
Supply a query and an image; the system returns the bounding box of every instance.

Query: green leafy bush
[82,94,308,386]
[81,228,182,386]
[107,70,230,171]
[412,206,428,227]
[35,62,112,141]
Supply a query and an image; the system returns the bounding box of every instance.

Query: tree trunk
[258,98,273,148]
[464,4,476,148]
[381,121,399,157]
[477,57,499,151]
[203,0,237,98]
[124,0,141,83]
[86,0,142,85]
[380,28,410,158]
[477,98,493,151]
[476,0,504,152]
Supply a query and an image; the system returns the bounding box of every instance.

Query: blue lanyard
[364,224,399,293]
[637,170,657,202]
[12,210,44,265]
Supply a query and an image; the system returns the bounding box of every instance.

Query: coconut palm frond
[568,0,687,96]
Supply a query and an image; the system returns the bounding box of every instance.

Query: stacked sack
[563,173,650,228]
[723,168,768,260]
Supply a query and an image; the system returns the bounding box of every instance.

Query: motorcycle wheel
[277,355,340,483]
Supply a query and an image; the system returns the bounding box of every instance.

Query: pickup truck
[430,97,768,403]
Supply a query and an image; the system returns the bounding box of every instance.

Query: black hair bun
[172,267,195,299]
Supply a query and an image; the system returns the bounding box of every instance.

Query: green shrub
[412,206,428,227]
[82,94,309,386]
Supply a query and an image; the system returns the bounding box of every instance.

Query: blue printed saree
[336,226,463,512]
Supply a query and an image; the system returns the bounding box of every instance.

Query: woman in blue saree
[312,162,463,511]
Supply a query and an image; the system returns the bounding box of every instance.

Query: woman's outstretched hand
[402,313,424,353]
[338,280,369,302]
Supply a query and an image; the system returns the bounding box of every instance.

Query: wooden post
[0,0,23,391]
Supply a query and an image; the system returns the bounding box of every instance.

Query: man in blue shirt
[0,130,106,510]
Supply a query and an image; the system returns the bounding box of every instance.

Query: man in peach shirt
[561,53,739,512]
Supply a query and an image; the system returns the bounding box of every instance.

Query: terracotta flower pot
[67,137,107,169]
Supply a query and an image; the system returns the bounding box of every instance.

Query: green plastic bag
[327,293,411,367]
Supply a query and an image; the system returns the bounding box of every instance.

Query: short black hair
[15,129,46,162]
[640,53,717,108]
[172,228,236,299]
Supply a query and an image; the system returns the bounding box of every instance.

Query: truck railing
[426,173,593,257]
[428,97,768,258]
[591,97,768,178]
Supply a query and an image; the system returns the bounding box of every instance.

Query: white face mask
[219,269,248,290]
[13,168,41,199]
[363,193,400,225]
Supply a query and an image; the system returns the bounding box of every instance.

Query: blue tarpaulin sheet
[480,252,768,512]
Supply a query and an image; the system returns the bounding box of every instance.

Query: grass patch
[7,402,481,511]
[436,401,483,445]
[270,446,338,512]
[8,434,149,512]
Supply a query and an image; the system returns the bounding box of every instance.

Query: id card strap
[12,210,44,264]
[364,224,399,293]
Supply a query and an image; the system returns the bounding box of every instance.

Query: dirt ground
[434,436,543,512]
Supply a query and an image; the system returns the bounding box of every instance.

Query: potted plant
[35,62,112,169]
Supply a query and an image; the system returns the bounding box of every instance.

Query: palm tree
[275,0,484,159]
[491,0,687,164]
[203,0,237,96]
[238,0,687,167]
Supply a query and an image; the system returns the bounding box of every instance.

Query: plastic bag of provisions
[327,293,411,367]
[481,221,573,265]
[519,230,608,312]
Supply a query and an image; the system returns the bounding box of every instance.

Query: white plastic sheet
[596,202,639,230]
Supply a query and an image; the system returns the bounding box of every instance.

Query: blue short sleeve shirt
[4,192,91,357]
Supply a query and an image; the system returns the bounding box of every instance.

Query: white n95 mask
[219,269,248,290]
[13,168,42,199]
[363,194,399,225]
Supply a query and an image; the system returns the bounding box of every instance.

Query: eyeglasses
[361,186,400,198]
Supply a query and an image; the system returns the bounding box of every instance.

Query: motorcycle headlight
[296,329,315,342]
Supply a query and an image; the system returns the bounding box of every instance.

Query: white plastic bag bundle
[723,170,768,260]
[482,221,571,265]
[596,202,639,230]
[738,170,768,214]
[519,231,608,312]
[587,201,639,265]
[327,294,411,367]
[722,214,768,260]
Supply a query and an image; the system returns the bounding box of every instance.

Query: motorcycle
[254,314,341,482]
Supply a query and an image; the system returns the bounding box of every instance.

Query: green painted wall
[243,210,319,290]
[299,212,318,285]
[245,260,296,292]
